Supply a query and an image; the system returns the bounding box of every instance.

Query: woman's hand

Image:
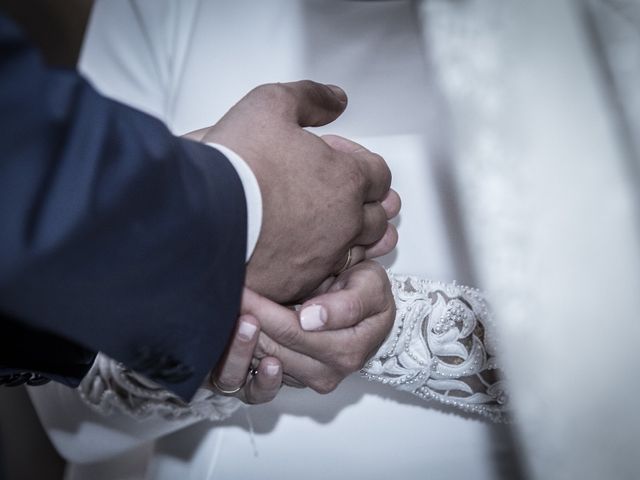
[243,261,395,394]
[207,260,395,401]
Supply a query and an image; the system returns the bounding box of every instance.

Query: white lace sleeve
[77,353,241,422]
[362,272,508,422]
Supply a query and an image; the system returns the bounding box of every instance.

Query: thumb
[240,288,304,348]
[298,261,390,332]
[258,80,348,127]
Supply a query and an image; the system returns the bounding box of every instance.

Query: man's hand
[241,261,395,394]
[197,81,395,303]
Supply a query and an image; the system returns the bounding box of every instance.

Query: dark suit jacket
[0,12,247,400]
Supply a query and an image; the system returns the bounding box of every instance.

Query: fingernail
[327,84,347,104]
[300,304,327,331]
[265,364,280,376]
[238,321,257,341]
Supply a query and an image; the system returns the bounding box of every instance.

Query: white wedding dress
[27,1,640,479]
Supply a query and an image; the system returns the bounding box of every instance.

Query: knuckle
[377,204,389,224]
[353,203,365,228]
[274,82,295,102]
[256,334,278,358]
[374,266,390,295]
[247,84,267,101]
[361,261,387,291]
[381,164,392,192]
[345,171,362,198]
[275,322,301,347]
[297,79,317,90]
[305,365,341,394]
[312,376,340,395]
[385,224,399,251]
[370,152,384,163]
[370,209,388,240]
[357,161,371,193]
[251,83,292,106]
[346,294,365,325]
[342,157,366,194]
[370,152,392,191]
[342,351,366,373]
[297,79,325,102]
[349,214,365,241]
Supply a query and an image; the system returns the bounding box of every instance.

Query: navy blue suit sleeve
[0,14,247,400]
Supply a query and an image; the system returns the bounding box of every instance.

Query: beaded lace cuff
[78,353,241,422]
[362,273,508,422]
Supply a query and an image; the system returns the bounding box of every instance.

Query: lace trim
[77,353,241,422]
[362,273,508,422]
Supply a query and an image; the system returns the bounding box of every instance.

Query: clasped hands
[211,260,397,404]
[188,81,400,403]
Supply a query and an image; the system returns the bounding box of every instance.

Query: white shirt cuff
[206,143,262,262]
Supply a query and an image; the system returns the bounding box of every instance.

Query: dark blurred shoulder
[0,0,94,67]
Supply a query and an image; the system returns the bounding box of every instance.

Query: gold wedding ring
[335,247,353,275]
[210,374,242,395]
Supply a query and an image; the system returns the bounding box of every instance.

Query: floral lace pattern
[362,273,508,422]
[78,353,241,422]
